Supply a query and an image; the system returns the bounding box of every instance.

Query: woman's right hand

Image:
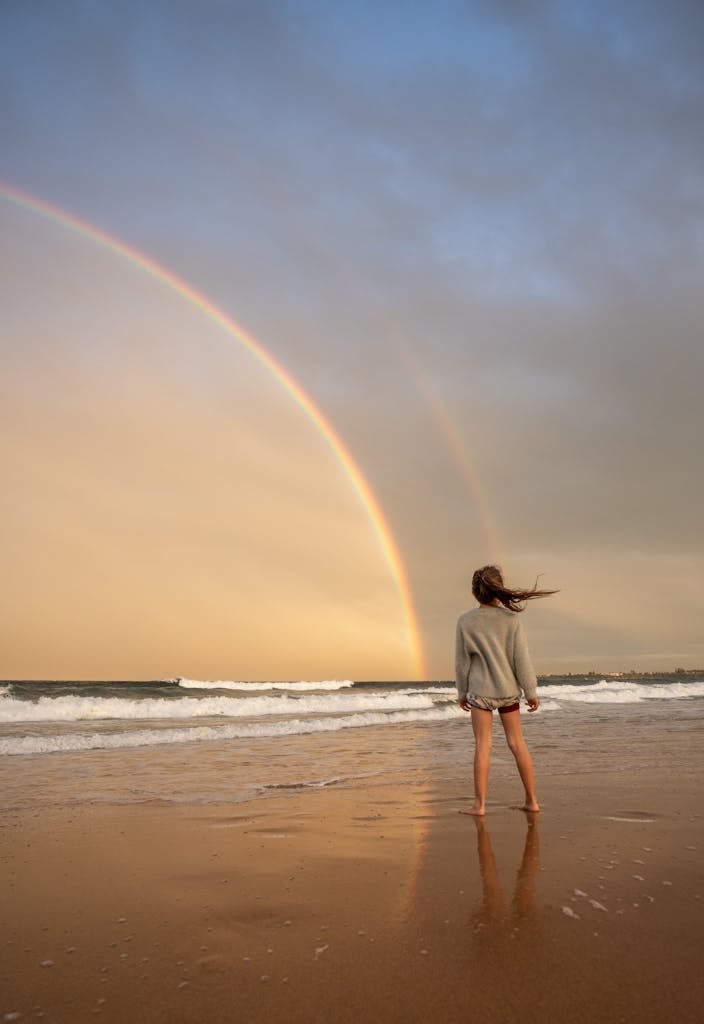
[526,697,540,713]
[458,698,471,712]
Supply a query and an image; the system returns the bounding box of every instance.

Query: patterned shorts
[466,693,521,714]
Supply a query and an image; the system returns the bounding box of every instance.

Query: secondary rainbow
[383,323,502,563]
[0,181,425,679]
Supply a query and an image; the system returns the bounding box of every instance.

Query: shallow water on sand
[0,694,701,812]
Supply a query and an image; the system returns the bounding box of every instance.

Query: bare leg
[499,710,540,812]
[460,707,493,816]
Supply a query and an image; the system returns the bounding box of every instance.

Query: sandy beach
[2,740,703,1024]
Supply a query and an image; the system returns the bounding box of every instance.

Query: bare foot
[459,805,486,816]
[511,803,540,813]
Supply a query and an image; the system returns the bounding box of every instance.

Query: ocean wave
[177,678,355,692]
[535,700,561,711]
[539,679,704,703]
[0,690,440,725]
[0,706,459,755]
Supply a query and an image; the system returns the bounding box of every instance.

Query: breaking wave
[0,706,458,755]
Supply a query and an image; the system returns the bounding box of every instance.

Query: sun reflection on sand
[395,782,434,925]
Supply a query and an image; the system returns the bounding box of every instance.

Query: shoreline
[2,761,703,1023]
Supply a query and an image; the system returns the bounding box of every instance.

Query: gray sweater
[455,606,538,702]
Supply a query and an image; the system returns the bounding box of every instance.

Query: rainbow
[404,364,502,563]
[0,181,425,679]
[384,325,502,563]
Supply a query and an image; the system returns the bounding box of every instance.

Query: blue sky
[2,1,704,676]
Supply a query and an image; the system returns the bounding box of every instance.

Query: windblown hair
[471,565,558,613]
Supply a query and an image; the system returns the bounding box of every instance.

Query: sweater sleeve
[512,618,537,700]
[455,619,471,700]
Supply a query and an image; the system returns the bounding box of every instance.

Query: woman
[455,565,557,816]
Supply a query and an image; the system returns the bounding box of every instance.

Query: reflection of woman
[471,815,540,925]
[455,565,557,815]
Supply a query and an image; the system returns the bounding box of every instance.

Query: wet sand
[2,765,703,1023]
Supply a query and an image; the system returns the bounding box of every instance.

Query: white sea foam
[0,705,458,755]
[0,690,440,725]
[397,686,454,696]
[535,700,561,711]
[539,679,704,704]
[177,678,355,692]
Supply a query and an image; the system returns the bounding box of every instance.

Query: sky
[1,0,703,680]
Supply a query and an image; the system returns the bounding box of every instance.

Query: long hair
[471,565,558,613]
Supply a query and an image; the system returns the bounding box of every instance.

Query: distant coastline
[540,668,704,679]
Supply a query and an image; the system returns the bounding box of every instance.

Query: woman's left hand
[458,698,471,712]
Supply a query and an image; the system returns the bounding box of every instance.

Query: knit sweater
[455,606,538,702]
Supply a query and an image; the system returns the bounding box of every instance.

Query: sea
[1,675,702,812]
